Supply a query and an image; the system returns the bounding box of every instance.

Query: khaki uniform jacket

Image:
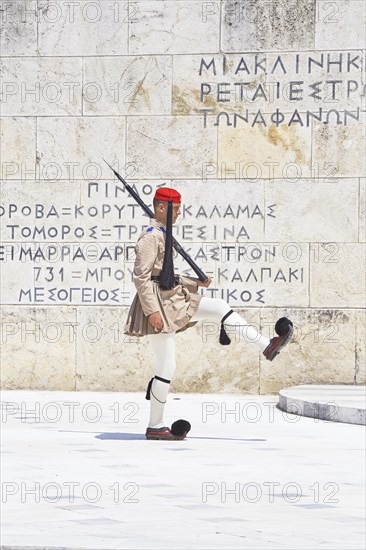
[124,219,202,336]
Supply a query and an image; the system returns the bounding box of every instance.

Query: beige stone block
[264,50,365,113]
[0,0,37,55]
[174,308,261,394]
[221,0,316,52]
[77,178,155,241]
[38,0,128,55]
[0,58,82,116]
[129,1,220,54]
[360,179,365,243]
[75,307,154,391]
[0,306,77,390]
[310,244,366,308]
[126,116,217,178]
[240,243,309,308]
[265,179,359,242]
[83,56,172,115]
[259,308,358,394]
[0,117,36,180]
[171,179,266,242]
[355,309,365,384]
[172,54,267,115]
[312,113,366,178]
[0,249,36,305]
[0,176,138,301]
[0,180,81,240]
[37,117,126,180]
[315,0,366,49]
[218,121,312,179]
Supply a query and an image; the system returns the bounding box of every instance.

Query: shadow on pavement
[96,432,146,440]
[95,433,267,442]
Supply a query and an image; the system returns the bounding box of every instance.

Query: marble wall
[1,0,365,393]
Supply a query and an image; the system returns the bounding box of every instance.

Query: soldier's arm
[180,274,212,291]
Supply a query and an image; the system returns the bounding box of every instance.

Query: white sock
[224,311,269,352]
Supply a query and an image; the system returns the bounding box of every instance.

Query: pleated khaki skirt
[124,281,202,336]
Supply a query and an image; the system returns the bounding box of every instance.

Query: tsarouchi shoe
[145,426,186,440]
[263,320,294,361]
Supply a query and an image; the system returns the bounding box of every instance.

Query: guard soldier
[125,188,293,440]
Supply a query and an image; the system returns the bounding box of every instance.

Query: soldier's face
[157,202,181,225]
[171,203,181,223]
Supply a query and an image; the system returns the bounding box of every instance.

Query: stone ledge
[278,384,366,426]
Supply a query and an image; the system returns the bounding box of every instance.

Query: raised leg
[190,297,293,360]
[190,297,270,351]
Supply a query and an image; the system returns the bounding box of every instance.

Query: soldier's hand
[198,276,212,288]
[148,311,164,331]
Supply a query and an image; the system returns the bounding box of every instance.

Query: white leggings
[146,298,269,428]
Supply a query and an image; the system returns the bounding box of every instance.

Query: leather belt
[151,275,180,286]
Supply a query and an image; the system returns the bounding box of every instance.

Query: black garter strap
[145,375,171,401]
[154,375,171,384]
[220,310,234,346]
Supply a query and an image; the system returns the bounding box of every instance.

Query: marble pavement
[1,390,365,549]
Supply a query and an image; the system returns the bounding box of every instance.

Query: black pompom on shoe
[171,419,191,438]
[275,317,293,336]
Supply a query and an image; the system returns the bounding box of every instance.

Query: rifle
[103,160,209,283]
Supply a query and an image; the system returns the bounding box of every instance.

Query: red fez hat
[154,187,181,203]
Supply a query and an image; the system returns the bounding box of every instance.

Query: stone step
[278,384,366,425]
